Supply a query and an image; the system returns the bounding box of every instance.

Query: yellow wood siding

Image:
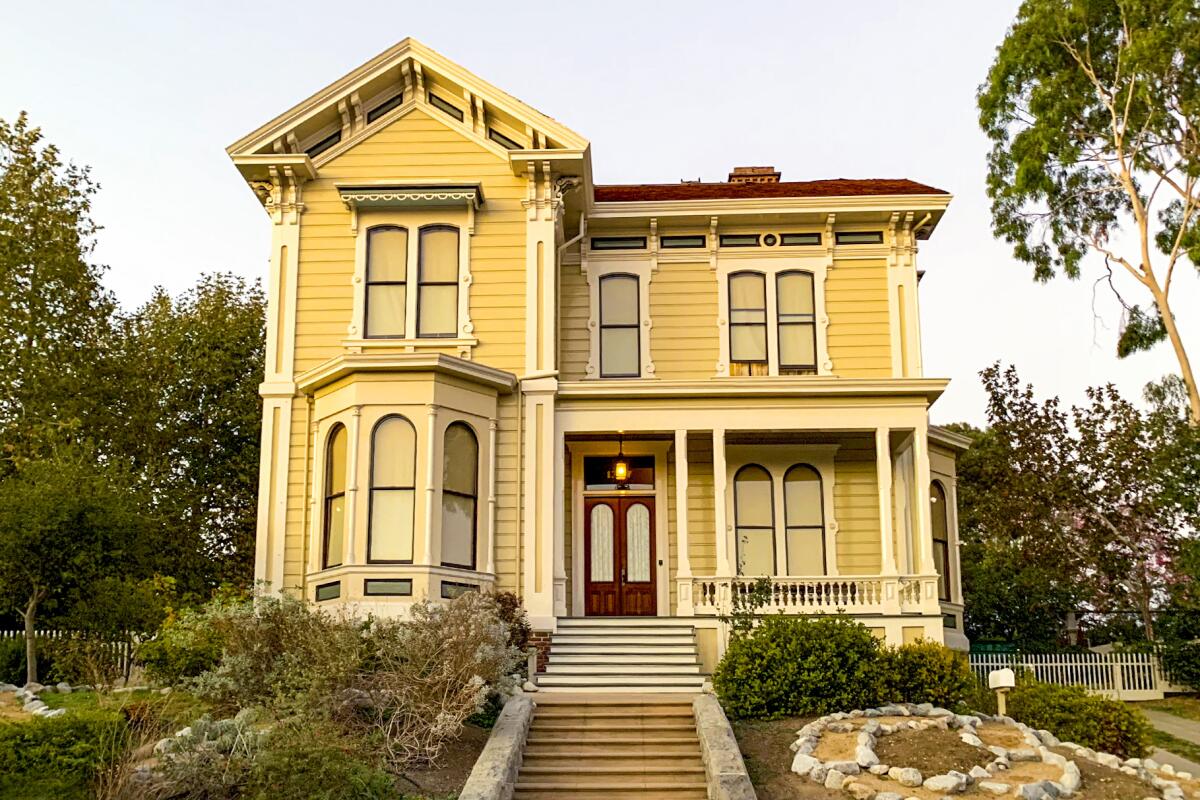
[559,265,589,380]
[834,441,882,574]
[687,436,717,577]
[650,262,719,379]
[826,258,892,377]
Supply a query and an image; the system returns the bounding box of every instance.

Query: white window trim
[715,255,831,377]
[584,260,655,379]
[724,444,840,577]
[346,208,475,348]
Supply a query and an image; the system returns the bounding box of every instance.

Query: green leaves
[1116,304,1167,357]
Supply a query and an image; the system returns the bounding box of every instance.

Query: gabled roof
[594,178,948,203]
[227,38,589,159]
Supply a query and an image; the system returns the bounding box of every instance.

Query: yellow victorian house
[229,38,967,690]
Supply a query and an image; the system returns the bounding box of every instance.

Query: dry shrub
[353,591,520,769]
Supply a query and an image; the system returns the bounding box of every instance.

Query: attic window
[781,233,821,246]
[367,91,405,123]
[835,231,884,245]
[488,128,523,150]
[661,235,706,249]
[591,236,646,251]
[305,129,342,158]
[428,93,464,122]
[720,234,760,248]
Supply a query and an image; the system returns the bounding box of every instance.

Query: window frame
[931,479,953,602]
[322,423,348,570]
[775,270,818,375]
[440,421,480,570]
[366,414,417,565]
[597,273,642,378]
[363,225,409,340]
[733,463,777,576]
[416,224,461,339]
[783,463,827,575]
[727,270,769,370]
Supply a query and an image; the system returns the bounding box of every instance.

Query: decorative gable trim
[337,182,484,234]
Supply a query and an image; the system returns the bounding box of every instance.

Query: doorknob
[620,567,626,582]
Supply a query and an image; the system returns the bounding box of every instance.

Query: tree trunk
[21,595,38,686]
[1148,280,1200,425]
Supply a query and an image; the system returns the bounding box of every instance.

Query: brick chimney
[728,166,781,184]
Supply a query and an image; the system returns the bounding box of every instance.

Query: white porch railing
[684,575,941,616]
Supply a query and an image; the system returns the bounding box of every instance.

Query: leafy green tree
[0,450,152,684]
[978,0,1200,423]
[0,112,115,465]
[107,274,265,590]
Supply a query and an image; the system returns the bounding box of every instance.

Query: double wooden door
[584,496,656,616]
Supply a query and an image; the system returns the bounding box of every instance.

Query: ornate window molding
[715,255,832,377]
[584,260,655,379]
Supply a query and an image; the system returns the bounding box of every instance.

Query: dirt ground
[875,727,993,775]
[731,717,843,800]
[395,723,490,799]
[0,691,32,722]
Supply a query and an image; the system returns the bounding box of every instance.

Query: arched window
[417,225,459,338]
[784,464,825,574]
[365,226,408,338]
[441,422,479,569]
[734,464,775,575]
[729,271,767,375]
[599,273,640,377]
[776,271,817,375]
[368,415,416,563]
[322,424,348,569]
[931,481,951,601]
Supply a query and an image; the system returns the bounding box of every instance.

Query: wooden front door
[584,496,657,616]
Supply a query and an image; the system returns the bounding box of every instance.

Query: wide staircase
[513,694,708,800]
[536,617,706,693]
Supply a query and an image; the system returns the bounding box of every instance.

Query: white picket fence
[1,629,135,680]
[968,651,1184,702]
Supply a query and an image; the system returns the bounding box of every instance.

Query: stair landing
[538,617,707,693]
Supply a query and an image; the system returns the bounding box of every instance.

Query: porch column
[912,422,936,575]
[422,404,439,566]
[552,420,567,616]
[713,428,732,576]
[521,380,558,630]
[344,405,362,564]
[875,427,898,576]
[675,429,693,615]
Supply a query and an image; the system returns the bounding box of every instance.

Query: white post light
[989,667,1016,716]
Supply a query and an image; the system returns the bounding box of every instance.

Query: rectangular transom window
[363,579,413,597]
[305,129,342,158]
[367,92,405,123]
[428,93,464,121]
[835,231,884,245]
[660,235,706,249]
[599,274,640,377]
[720,234,760,248]
[488,128,523,150]
[781,232,821,246]
[591,236,646,251]
[584,455,654,490]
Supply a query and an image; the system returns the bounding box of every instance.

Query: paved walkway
[1140,708,1200,775]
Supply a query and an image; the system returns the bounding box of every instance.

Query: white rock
[969,765,990,779]
[869,763,890,775]
[41,708,65,718]
[790,753,819,776]
[856,745,879,768]
[923,771,967,792]
[522,680,539,692]
[22,700,46,713]
[1060,761,1081,793]
[961,733,985,747]
[1096,752,1121,769]
[824,768,847,790]
[978,783,1009,796]
[888,766,923,787]
[55,682,71,693]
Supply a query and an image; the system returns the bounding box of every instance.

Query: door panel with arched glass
[584,496,656,616]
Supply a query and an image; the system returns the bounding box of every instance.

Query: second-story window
[729,272,768,376]
[418,226,459,338]
[365,226,408,338]
[599,274,640,377]
[777,271,817,375]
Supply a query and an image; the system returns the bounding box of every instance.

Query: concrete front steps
[513,694,708,800]
[537,617,706,693]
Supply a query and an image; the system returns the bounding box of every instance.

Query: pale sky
[4,0,1196,425]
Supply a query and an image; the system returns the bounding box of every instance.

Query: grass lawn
[1148,728,1200,765]
[1141,695,1200,723]
[40,687,211,728]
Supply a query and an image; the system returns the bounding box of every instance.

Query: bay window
[441,422,479,569]
[368,415,416,563]
[322,424,348,569]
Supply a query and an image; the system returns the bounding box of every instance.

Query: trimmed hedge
[1006,677,1152,758]
[714,616,885,718]
[0,710,128,799]
[0,636,56,685]
[880,639,975,708]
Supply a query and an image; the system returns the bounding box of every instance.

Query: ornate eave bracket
[337,183,485,233]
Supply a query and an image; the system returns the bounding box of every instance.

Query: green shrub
[245,723,401,800]
[1006,677,1152,758]
[137,604,228,686]
[0,636,56,685]
[0,709,129,798]
[880,640,975,707]
[713,615,885,718]
[1160,640,1200,691]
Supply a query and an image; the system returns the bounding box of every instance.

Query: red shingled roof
[594,178,948,203]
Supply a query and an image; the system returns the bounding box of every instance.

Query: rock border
[3,681,168,721]
[694,693,757,800]
[458,694,535,800]
[788,702,1193,799]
